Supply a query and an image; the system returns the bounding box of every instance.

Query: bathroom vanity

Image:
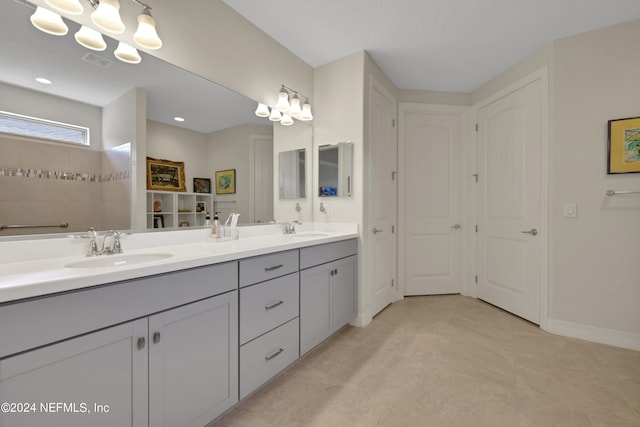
[0,224,357,427]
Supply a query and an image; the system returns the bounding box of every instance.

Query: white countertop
[0,223,358,304]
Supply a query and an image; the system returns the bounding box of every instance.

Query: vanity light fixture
[29,0,163,65]
[280,114,294,126]
[255,103,270,118]
[114,41,141,64]
[45,0,84,15]
[74,25,107,50]
[35,77,53,85]
[256,85,313,124]
[91,0,125,34]
[173,117,185,122]
[30,6,68,35]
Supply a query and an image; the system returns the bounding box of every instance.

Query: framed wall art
[146,157,186,191]
[193,177,211,193]
[215,169,236,194]
[607,116,640,174]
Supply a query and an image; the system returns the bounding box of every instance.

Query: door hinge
[475,275,478,284]
[392,119,396,128]
[392,225,395,234]
[392,171,397,180]
[475,123,478,132]
[475,224,478,233]
[391,279,395,288]
[473,173,478,183]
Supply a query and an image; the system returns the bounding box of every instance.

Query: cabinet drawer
[239,250,299,287]
[239,318,299,399]
[300,239,357,269]
[240,273,299,344]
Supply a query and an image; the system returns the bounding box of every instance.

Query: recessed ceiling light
[35,77,52,85]
[174,117,185,122]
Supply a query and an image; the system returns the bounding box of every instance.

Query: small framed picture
[215,169,236,194]
[196,201,205,213]
[153,215,164,229]
[193,177,211,193]
[607,116,640,174]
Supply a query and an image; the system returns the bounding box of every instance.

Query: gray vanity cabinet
[300,239,357,355]
[0,319,148,427]
[0,263,239,427]
[238,252,300,399]
[148,292,238,427]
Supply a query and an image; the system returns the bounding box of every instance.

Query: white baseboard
[546,319,640,351]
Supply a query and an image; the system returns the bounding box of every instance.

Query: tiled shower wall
[0,136,130,236]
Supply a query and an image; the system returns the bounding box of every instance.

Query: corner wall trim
[547,319,640,351]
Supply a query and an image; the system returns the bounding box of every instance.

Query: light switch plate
[564,203,577,218]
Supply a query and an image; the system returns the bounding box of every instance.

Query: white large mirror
[0,0,311,236]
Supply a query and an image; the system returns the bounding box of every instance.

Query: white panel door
[477,79,543,324]
[399,105,463,295]
[368,80,397,317]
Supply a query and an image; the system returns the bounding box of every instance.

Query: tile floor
[212,295,640,427]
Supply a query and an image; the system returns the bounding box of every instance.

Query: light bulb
[91,0,125,34]
[289,93,302,118]
[281,114,294,126]
[45,0,83,15]
[74,26,107,51]
[299,98,313,121]
[133,7,162,50]
[114,42,141,64]
[30,7,68,36]
[269,108,282,122]
[255,103,270,117]
[275,86,290,113]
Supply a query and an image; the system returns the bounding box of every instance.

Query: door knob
[521,228,538,236]
[372,228,383,234]
[451,224,461,230]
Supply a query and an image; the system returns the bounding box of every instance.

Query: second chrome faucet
[87,228,123,256]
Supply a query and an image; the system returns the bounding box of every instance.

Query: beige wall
[549,19,640,337]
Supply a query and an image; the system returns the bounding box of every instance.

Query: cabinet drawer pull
[265,348,284,361]
[137,337,146,350]
[265,300,284,310]
[264,264,284,271]
[153,331,161,344]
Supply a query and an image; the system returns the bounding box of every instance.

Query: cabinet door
[331,255,357,331]
[148,291,238,427]
[300,263,331,355]
[0,320,148,427]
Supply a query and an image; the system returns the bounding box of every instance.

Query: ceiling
[222,0,640,92]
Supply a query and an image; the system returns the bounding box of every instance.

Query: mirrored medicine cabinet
[318,142,353,197]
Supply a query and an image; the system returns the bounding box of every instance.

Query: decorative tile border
[0,167,129,182]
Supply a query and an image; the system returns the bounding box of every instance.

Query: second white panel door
[399,104,464,295]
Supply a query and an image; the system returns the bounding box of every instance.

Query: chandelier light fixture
[29,0,163,64]
[256,85,313,125]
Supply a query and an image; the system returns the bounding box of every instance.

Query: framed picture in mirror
[194,177,211,193]
[215,169,236,194]
[147,157,186,192]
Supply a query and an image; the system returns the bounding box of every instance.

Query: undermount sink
[65,253,173,269]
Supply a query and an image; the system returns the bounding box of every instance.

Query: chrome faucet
[101,230,123,255]
[86,227,99,257]
[283,220,302,234]
[85,229,123,256]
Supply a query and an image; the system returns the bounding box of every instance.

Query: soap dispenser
[211,212,221,237]
[204,212,212,227]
